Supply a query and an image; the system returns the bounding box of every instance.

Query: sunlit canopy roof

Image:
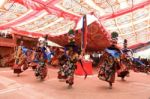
[0,0,150,47]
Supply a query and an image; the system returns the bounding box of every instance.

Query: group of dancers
[13,30,150,89]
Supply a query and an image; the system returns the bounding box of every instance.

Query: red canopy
[0,0,149,50]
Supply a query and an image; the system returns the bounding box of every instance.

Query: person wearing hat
[33,36,48,80]
[118,39,132,80]
[98,32,123,89]
[58,29,80,88]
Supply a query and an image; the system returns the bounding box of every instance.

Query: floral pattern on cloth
[59,60,76,78]
[98,56,116,83]
[98,52,117,83]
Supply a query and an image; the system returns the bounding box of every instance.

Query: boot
[109,82,112,89]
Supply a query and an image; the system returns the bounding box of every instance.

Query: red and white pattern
[0,0,149,49]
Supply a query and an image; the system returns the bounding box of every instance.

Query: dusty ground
[0,67,149,99]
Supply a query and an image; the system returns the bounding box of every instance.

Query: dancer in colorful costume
[121,39,133,67]
[13,41,29,76]
[58,29,80,87]
[118,39,132,80]
[121,39,149,74]
[34,36,49,80]
[98,32,124,88]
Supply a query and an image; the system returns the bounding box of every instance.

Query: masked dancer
[58,29,80,87]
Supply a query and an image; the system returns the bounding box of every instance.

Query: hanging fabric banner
[81,15,87,55]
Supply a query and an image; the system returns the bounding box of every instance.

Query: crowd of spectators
[0,32,12,39]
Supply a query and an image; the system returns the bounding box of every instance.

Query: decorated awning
[0,0,150,50]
